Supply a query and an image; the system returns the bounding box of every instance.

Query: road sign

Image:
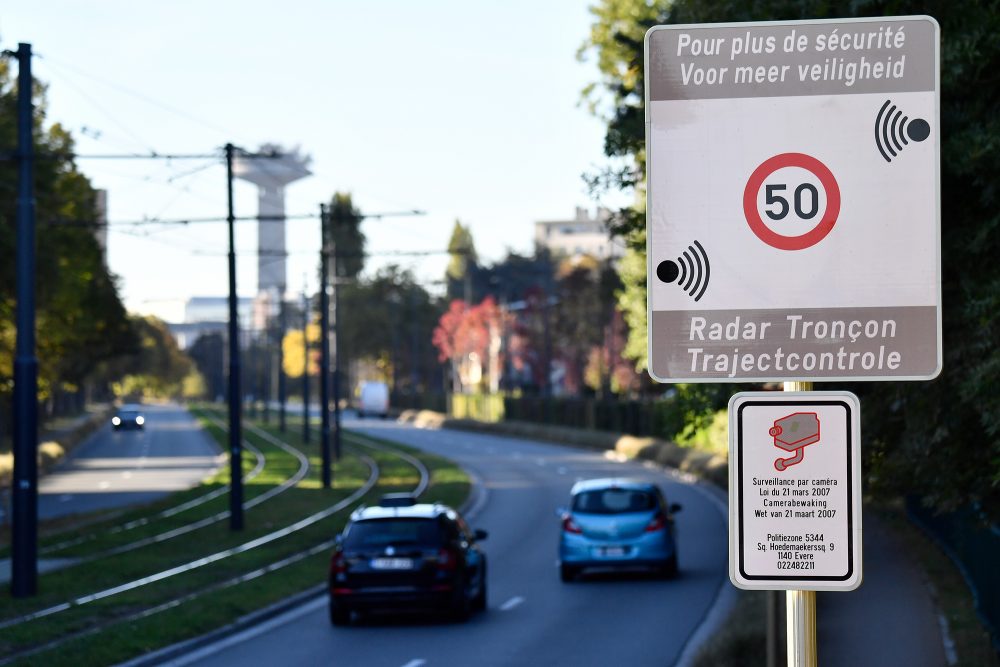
[644,17,941,382]
[729,391,862,591]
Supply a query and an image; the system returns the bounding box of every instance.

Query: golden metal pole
[783,380,817,666]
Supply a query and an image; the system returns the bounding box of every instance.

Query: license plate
[370,557,414,570]
[598,546,627,557]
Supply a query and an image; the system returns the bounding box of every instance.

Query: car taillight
[562,515,583,534]
[329,551,347,576]
[645,512,667,533]
[436,547,458,571]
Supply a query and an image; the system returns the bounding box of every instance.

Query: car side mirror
[669,503,683,513]
[474,529,488,542]
[555,506,568,518]
[334,534,344,548]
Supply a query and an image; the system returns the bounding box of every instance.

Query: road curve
[175,418,729,667]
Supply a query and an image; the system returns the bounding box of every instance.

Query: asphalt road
[175,417,730,667]
[37,403,222,520]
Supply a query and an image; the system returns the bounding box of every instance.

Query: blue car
[558,478,681,582]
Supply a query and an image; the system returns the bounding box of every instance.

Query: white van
[357,381,389,419]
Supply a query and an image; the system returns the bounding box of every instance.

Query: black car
[112,404,145,431]
[328,494,488,625]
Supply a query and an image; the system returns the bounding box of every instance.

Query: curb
[116,584,327,667]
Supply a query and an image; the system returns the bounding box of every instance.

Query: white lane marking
[400,661,426,667]
[98,481,110,490]
[500,596,525,611]
[122,471,132,479]
[536,458,546,467]
[160,596,326,666]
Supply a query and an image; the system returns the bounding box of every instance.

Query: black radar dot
[656,260,679,284]
[907,118,931,142]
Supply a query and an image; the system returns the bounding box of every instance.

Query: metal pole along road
[332,246,342,461]
[10,42,38,598]
[278,286,287,432]
[225,143,244,531]
[784,380,817,667]
[302,288,311,445]
[318,203,332,488]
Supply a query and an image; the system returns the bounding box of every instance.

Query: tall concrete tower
[233,143,311,297]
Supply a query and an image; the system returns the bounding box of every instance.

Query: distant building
[534,207,624,262]
[167,296,253,350]
[184,296,253,325]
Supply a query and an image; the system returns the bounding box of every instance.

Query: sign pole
[784,380,816,667]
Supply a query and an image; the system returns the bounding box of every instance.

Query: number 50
[765,183,819,221]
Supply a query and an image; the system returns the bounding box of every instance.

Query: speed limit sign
[644,17,940,383]
[743,153,840,251]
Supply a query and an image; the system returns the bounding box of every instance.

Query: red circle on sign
[743,153,841,251]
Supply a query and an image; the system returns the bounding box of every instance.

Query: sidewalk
[819,509,949,666]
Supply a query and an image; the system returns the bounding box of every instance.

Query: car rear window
[572,489,657,514]
[344,518,443,549]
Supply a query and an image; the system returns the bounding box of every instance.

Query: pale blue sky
[3,1,626,320]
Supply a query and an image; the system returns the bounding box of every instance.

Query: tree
[0,59,134,419]
[337,265,442,395]
[581,0,1000,511]
[188,333,225,400]
[432,297,503,393]
[283,320,321,379]
[446,220,479,302]
[111,316,195,399]
[327,192,365,280]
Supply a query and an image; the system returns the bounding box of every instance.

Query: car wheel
[658,554,679,579]
[329,597,351,626]
[451,587,472,622]
[560,563,580,582]
[473,565,487,612]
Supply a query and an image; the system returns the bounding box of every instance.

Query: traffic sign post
[644,16,940,666]
[644,16,940,383]
[729,391,862,592]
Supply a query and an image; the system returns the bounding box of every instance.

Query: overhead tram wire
[33,57,161,156]
[35,51,243,143]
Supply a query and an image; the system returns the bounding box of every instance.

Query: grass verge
[0,406,470,666]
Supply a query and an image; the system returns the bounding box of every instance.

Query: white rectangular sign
[644,17,941,382]
[729,391,862,591]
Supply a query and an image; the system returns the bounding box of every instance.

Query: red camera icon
[769,412,820,471]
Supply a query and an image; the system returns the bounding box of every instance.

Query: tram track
[0,422,434,665]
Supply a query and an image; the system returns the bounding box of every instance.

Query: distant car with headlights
[328,494,488,625]
[558,478,681,582]
[112,404,145,431]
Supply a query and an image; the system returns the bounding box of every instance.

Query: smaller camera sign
[728,391,862,591]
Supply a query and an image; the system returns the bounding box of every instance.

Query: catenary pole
[332,242,342,461]
[318,203,332,488]
[10,42,38,598]
[278,286,287,432]
[225,143,244,531]
[302,287,311,445]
